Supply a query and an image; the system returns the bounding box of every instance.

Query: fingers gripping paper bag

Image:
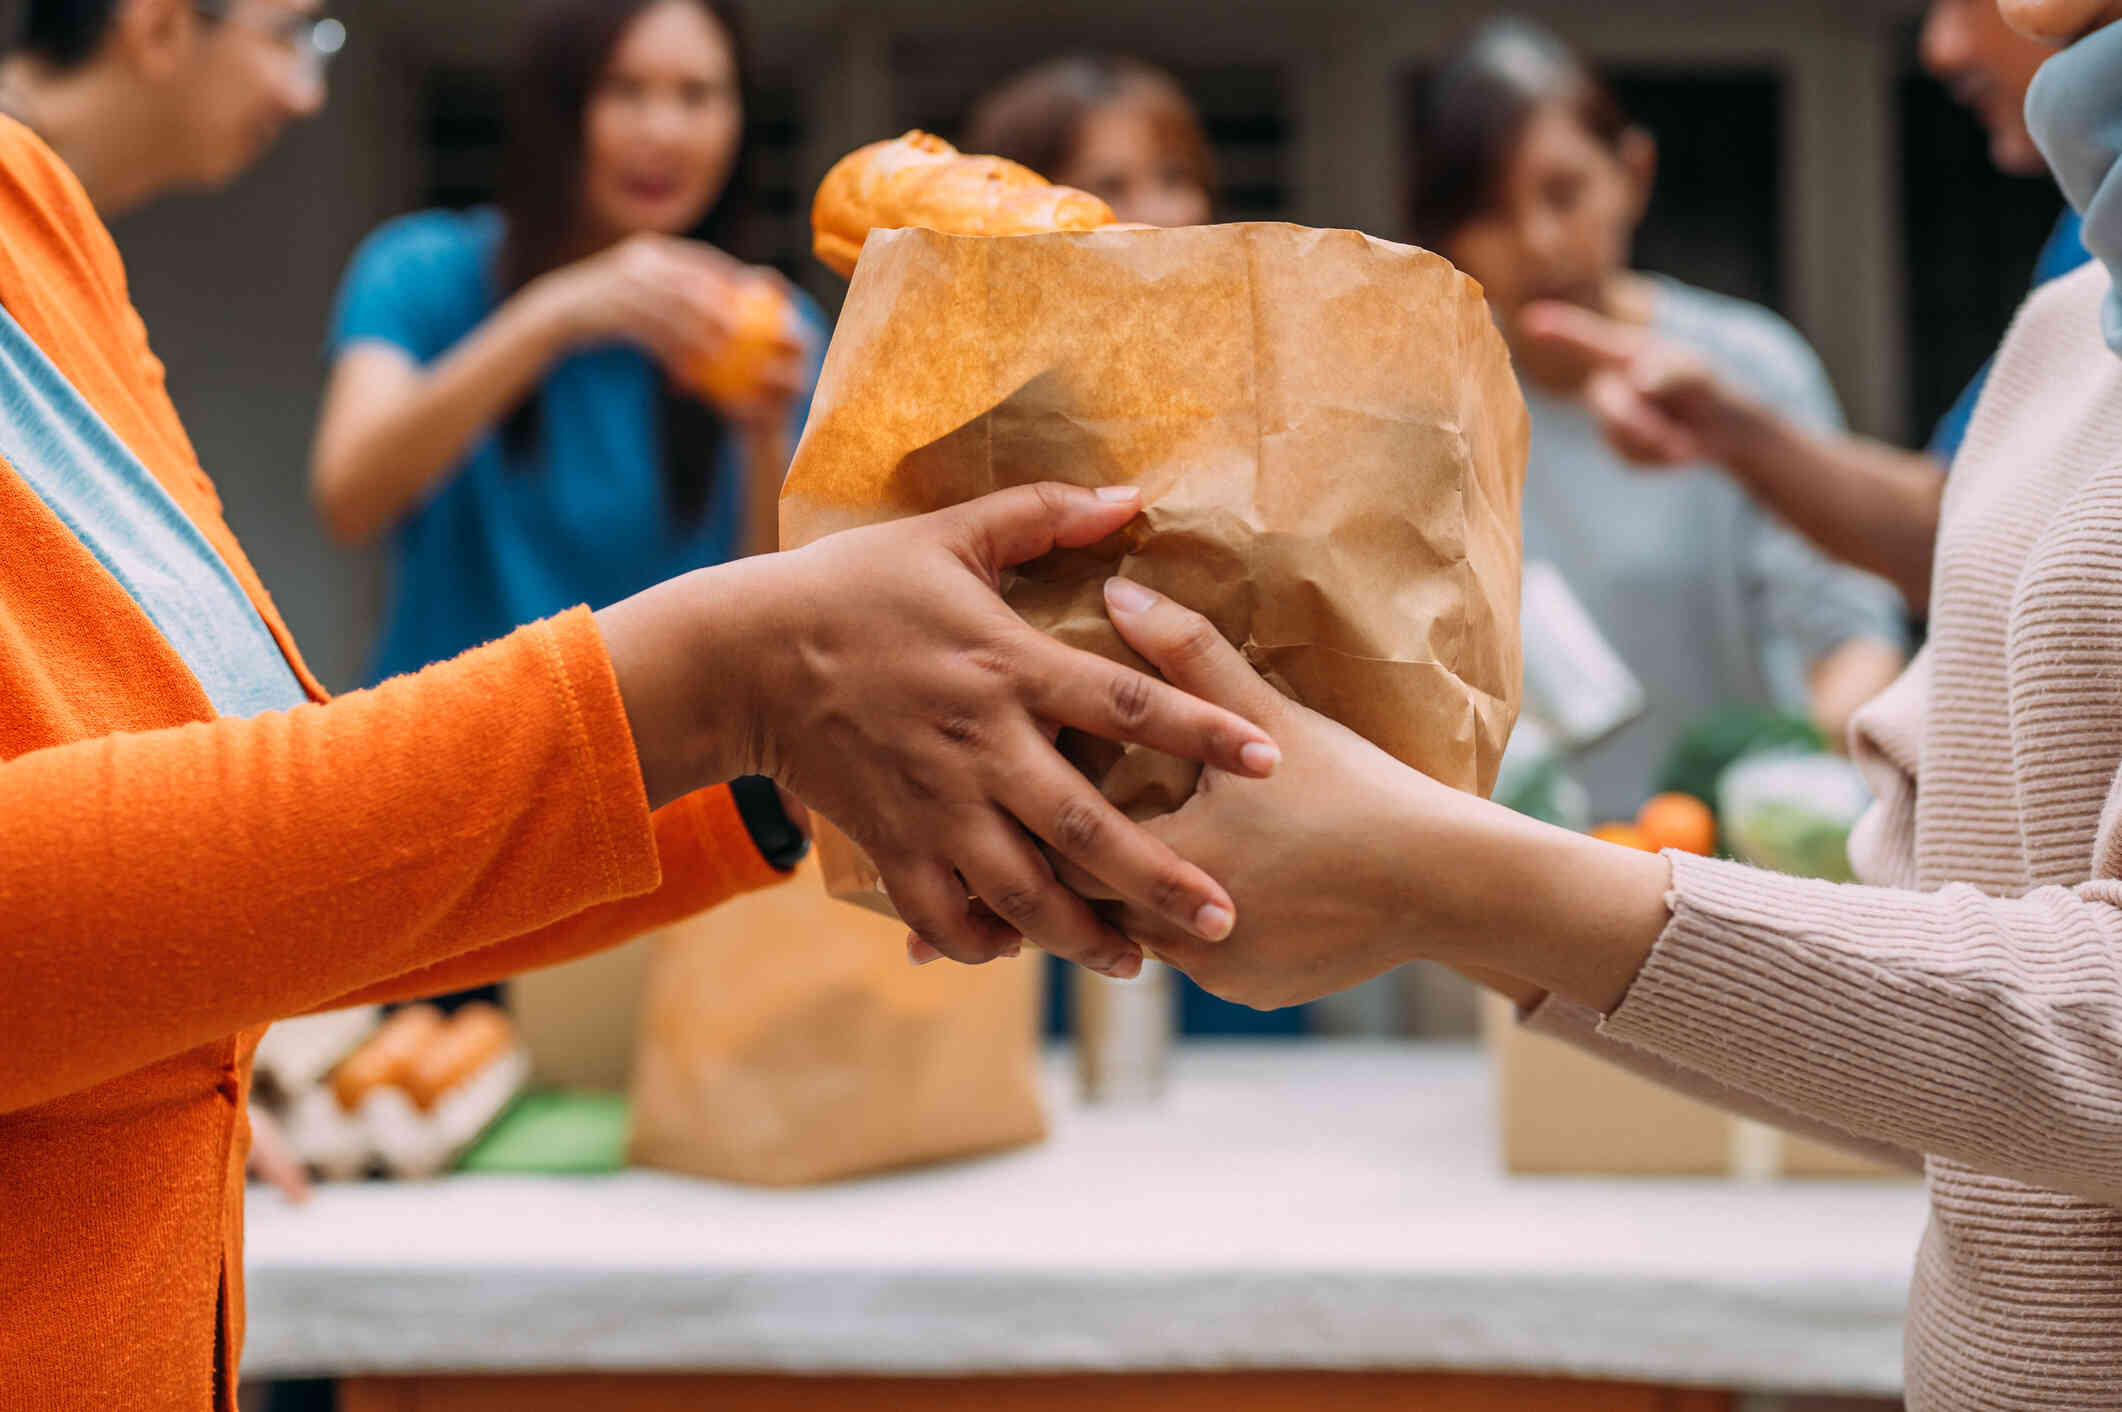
[782,222,1527,909]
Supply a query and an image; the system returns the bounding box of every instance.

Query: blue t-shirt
[330,208,824,684]
[1928,208,2091,465]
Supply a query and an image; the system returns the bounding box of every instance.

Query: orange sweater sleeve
[0,606,782,1115]
[321,782,779,1009]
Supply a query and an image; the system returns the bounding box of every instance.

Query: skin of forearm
[1380,782,1673,1017]
[1718,401,1944,613]
[312,287,574,545]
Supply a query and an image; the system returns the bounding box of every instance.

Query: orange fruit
[1635,792,1716,855]
[681,277,795,404]
[1591,822,1654,851]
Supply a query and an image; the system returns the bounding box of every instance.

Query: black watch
[729,774,809,871]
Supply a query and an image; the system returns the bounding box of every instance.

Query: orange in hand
[1590,821,1654,851]
[1635,792,1716,855]
[681,277,796,405]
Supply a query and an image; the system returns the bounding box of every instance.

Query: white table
[243,1042,1928,1408]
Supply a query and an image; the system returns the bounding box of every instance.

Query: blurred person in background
[964,54,1214,229]
[1411,17,1908,821]
[965,54,1298,1038]
[310,0,822,1011]
[0,0,334,219]
[1519,0,2091,613]
[314,0,815,682]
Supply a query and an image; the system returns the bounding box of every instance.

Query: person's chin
[201,132,280,190]
[613,195,708,237]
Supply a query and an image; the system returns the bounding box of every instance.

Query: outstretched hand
[1075,577,1451,1008]
[1518,300,1747,468]
[1083,577,1673,1014]
[631,484,1283,980]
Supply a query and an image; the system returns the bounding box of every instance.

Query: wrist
[595,558,777,808]
[514,273,588,361]
[681,554,787,783]
[694,546,822,786]
[1414,791,1671,1015]
[1709,392,1786,481]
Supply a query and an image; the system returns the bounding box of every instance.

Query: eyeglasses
[193,1,347,80]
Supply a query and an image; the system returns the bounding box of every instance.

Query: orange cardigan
[0,120,784,1410]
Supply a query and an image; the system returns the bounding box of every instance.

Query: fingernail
[1239,740,1280,776]
[1103,576,1157,614]
[1095,485,1139,502]
[1193,903,1235,941]
[999,940,1024,960]
[907,936,942,966]
[1102,952,1144,980]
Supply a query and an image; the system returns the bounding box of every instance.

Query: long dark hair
[497,0,762,530]
[1408,17,1631,251]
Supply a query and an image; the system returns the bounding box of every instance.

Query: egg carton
[260,1002,530,1180]
[281,1044,530,1180]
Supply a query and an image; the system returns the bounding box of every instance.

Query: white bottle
[1073,960,1174,1104]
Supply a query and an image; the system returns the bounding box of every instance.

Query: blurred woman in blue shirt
[311,0,820,690]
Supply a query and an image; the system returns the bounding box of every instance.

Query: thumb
[1518,300,1647,373]
[1102,576,1284,721]
[949,483,1143,581]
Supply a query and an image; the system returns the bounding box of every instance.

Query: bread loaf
[811,130,1115,277]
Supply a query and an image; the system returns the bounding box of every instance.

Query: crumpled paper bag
[628,856,1046,1185]
[782,221,1527,911]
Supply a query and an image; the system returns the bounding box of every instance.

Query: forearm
[0,610,670,1114]
[311,287,572,545]
[1518,990,1924,1171]
[320,783,784,1008]
[1415,799,1672,1016]
[1599,856,2122,1203]
[1718,403,1944,612]
[1440,793,2122,1202]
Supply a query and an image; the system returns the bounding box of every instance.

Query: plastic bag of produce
[1717,752,1870,881]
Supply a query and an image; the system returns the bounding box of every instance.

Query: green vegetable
[455,1089,630,1174]
[1725,800,1856,881]
[1656,708,1824,816]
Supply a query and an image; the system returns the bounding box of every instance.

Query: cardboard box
[1481,994,1902,1179]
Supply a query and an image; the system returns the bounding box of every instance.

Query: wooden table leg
[337,1371,1738,1411]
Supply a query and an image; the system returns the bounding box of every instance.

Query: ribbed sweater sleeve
[1521,991,1922,1171]
[1600,850,2122,1205]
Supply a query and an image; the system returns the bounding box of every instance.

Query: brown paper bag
[781,222,1527,907]
[628,857,1046,1185]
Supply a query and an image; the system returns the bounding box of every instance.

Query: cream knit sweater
[1530,261,2122,1407]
